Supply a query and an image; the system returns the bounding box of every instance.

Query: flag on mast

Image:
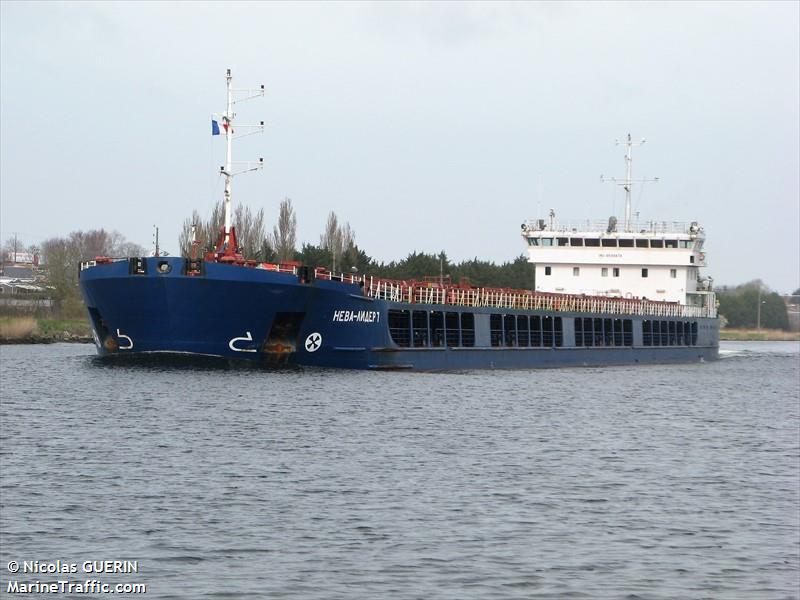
[211,116,229,136]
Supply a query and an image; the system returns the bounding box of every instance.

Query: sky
[1,1,798,292]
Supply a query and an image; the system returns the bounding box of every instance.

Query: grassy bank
[720,328,799,341]
[0,316,92,344]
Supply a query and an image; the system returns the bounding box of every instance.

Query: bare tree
[320,211,356,273]
[272,197,297,263]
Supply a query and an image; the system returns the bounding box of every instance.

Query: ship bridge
[521,217,713,308]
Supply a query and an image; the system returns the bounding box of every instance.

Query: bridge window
[636,239,649,248]
[651,239,664,248]
[445,312,460,347]
[585,238,600,247]
[541,238,554,246]
[557,237,569,246]
[527,238,539,246]
[413,310,429,347]
[619,239,634,247]
[679,240,692,248]
[601,239,617,247]
[388,310,410,347]
[665,239,678,248]
[571,238,584,246]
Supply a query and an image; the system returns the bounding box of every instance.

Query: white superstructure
[522,135,715,313]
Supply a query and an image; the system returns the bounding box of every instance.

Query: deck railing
[362,277,716,319]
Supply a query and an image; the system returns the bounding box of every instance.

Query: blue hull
[80,257,719,370]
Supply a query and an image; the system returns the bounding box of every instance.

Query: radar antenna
[600,133,659,232]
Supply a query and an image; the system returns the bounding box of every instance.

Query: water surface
[1,342,798,598]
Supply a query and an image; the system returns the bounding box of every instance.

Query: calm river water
[1,342,798,599]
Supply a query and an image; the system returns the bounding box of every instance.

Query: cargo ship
[79,71,719,369]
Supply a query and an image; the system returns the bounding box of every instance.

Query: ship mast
[602,133,658,233]
[213,68,265,261]
[223,69,233,244]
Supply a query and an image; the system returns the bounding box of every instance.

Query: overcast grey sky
[1,1,798,291]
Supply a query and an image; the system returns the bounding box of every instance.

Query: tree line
[179,199,534,288]
[716,281,790,330]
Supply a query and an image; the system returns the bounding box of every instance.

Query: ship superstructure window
[613,267,620,277]
[557,237,569,246]
[575,317,633,347]
[643,320,699,346]
[670,269,677,278]
[541,238,554,246]
[601,268,608,277]
[585,238,600,247]
[388,310,411,347]
[544,266,552,276]
[690,256,695,263]
[651,239,664,248]
[642,268,649,278]
[679,240,692,248]
[665,240,678,248]
[527,238,539,246]
[573,267,580,276]
[619,239,634,247]
[601,239,617,247]
[636,239,649,248]
[571,238,584,246]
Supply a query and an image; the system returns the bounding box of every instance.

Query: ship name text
[332,310,381,323]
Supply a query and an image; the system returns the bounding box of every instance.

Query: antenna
[600,133,659,232]
[215,68,265,251]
